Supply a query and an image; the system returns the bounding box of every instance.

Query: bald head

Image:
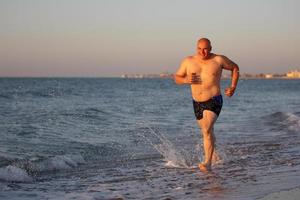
[197,38,211,47]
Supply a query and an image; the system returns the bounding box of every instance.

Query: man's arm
[174,74,187,85]
[174,58,200,85]
[174,59,188,85]
[221,56,239,97]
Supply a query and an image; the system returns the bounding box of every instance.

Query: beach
[0,78,299,199]
[258,188,300,200]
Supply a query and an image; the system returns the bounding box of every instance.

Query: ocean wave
[84,107,110,115]
[0,154,86,182]
[0,141,128,182]
[0,165,33,182]
[0,140,126,172]
[28,154,86,173]
[60,107,111,122]
[264,112,300,132]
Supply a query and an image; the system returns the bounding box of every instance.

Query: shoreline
[258,187,300,200]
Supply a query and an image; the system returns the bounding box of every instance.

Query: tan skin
[174,38,239,172]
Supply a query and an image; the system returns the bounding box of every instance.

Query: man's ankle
[199,163,212,172]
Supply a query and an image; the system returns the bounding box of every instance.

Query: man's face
[197,41,211,59]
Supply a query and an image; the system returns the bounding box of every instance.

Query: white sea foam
[0,154,86,182]
[267,112,300,132]
[0,165,32,182]
[164,160,198,169]
[284,112,300,132]
[31,154,86,172]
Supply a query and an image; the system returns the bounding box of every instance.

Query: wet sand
[258,188,300,200]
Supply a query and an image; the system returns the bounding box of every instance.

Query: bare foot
[198,163,211,172]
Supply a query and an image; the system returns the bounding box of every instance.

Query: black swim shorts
[192,95,223,120]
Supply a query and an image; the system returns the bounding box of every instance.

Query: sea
[0,78,299,200]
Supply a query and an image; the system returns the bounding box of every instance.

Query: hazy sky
[0,0,299,77]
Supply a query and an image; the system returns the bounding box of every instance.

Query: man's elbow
[233,65,239,74]
[232,64,239,71]
[173,74,182,85]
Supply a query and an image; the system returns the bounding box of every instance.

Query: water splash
[138,124,201,168]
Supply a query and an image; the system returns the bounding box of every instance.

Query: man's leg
[197,110,218,172]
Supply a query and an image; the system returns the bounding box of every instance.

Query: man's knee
[201,128,213,138]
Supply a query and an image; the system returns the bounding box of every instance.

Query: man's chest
[187,59,222,75]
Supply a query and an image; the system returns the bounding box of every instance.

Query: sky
[0,0,299,77]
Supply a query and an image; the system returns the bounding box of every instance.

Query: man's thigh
[197,110,218,130]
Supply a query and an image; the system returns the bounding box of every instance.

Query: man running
[174,38,239,172]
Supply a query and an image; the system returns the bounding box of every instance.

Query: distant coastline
[0,70,299,79]
[121,70,300,79]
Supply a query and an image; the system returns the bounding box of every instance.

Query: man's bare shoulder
[214,54,233,66]
[183,56,195,62]
[214,54,238,69]
[213,54,227,62]
[179,56,195,67]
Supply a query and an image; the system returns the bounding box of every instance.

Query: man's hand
[224,86,236,97]
[186,73,202,84]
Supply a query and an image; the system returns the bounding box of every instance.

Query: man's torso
[186,54,223,101]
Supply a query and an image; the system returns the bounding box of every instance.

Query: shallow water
[0,78,299,199]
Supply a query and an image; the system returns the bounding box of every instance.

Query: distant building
[121,73,172,78]
[265,74,273,79]
[221,73,231,79]
[121,70,300,79]
[286,70,300,78]
[256,73,266,78]
[159,72,173,78]
[239,73,254,79]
